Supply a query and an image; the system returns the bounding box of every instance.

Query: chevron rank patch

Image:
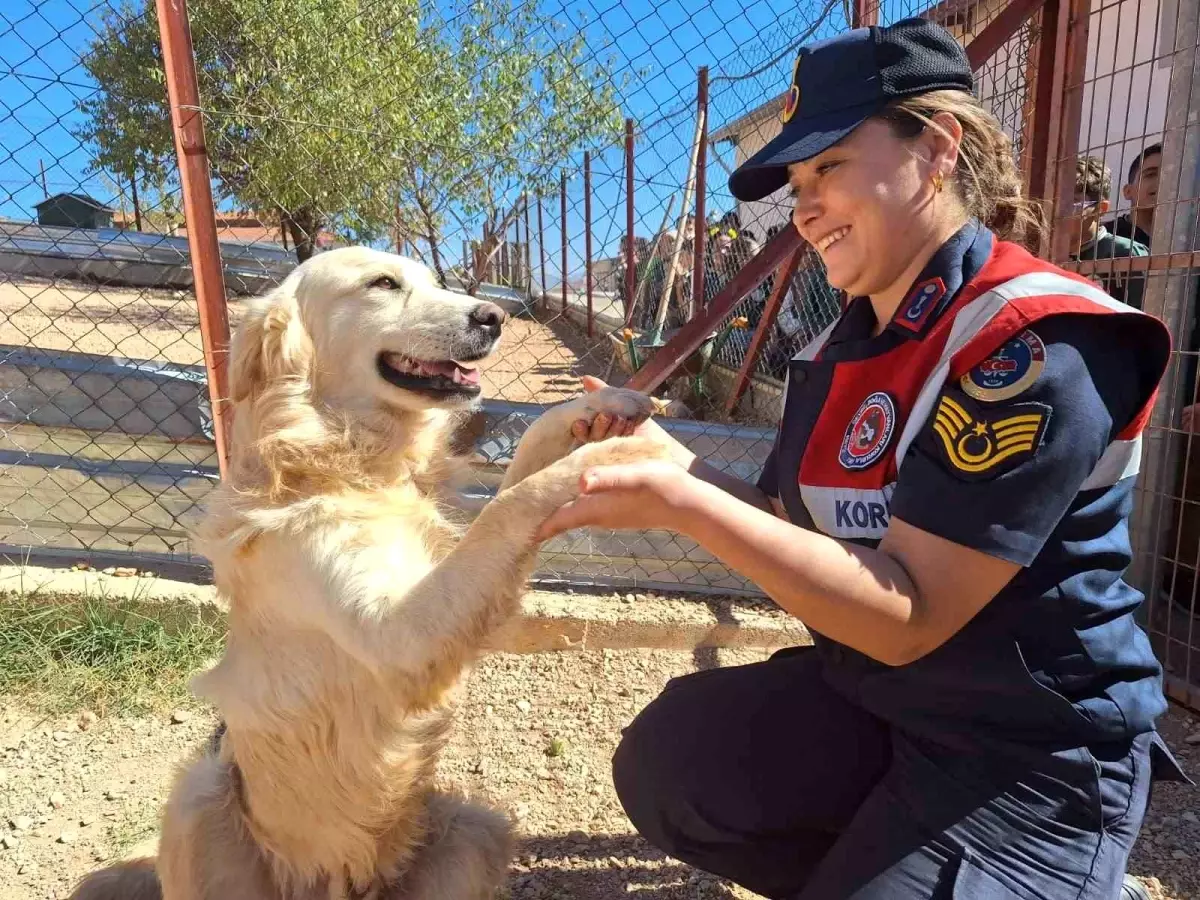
[928,392,1051,480]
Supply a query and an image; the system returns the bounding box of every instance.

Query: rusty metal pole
[624,117,636,326]
[726,246,806,414]
[560,170,568,315]
[155,0,231,479]
[1049,0,1090,263]
[523,197,532,297]
[692,67,709,318]
[853,0,878,27]
[537,194,547,308]
[584,151,595,338]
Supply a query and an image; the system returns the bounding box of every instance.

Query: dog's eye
[369,276,400,290]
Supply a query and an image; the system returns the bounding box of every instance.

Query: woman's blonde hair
[878,89,1047,250]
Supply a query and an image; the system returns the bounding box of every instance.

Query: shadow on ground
[507,833,745,899]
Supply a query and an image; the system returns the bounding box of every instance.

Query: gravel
[0,647,1196,900]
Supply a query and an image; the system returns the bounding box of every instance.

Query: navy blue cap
[729,18,975,202]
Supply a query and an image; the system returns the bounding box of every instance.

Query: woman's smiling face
[788,117,944,300]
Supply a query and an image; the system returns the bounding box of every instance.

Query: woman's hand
[570,375,649,441]
[535,458,697,541]
[570,375,697,470]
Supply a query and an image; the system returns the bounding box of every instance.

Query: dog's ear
[229,285,313,404]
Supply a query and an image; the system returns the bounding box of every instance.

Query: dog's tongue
[416,359,480,385]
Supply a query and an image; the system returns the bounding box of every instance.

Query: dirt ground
[0,278,613,405]
[1,646,1198,900]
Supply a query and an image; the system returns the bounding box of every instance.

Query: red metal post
[629,226,803,394]
[692,66,709,317]
[155,0,231,479]
[1049,0,1091,263]
[523,197,532,296]
[1025,0,1068,256]
[624,117,636,326]
[560,170,568,315]
[510,211,518,287]
[963,0,1046,67]
[853,0,878,27]
[537,194,547,308]
[725,246,806,414]
[584,151,595,338]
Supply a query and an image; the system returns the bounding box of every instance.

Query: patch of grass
[0,595,225,716]
[545,737,566,758]
[105,800,159,857]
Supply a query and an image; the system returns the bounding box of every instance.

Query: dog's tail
[68,858,161,900]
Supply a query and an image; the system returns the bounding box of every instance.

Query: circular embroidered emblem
[959,330,1046,402]
[780,56,802,124]
[839,391,896,470]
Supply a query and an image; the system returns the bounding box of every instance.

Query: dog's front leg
[365,438,671,686]
[498,387,655,491]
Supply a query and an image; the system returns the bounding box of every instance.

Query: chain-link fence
[0,0,1106,590]
[7,0,1200,697]
[1,1,224,574]
[1043,0,1200,713]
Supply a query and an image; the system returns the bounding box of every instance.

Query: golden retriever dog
[69,246,662,900]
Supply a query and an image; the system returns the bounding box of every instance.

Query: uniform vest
[776,240,1161,544]
[768,236,1173,752]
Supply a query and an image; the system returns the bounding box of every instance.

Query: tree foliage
[76,0,624,267]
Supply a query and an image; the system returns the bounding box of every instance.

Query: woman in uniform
[536,17,1189,900]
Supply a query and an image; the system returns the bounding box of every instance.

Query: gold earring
[932,172,945,193]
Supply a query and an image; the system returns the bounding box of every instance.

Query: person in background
[1068,154,1149,309]
[1106,143,1160,249]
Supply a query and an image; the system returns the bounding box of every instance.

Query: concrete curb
[0,564,811,655]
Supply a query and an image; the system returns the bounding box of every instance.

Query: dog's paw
[559,387,656,430]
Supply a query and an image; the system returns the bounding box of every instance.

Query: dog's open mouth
[377,352,483,395]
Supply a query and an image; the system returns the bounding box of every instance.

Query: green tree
[396,2,625,287]
[75,0,624,270]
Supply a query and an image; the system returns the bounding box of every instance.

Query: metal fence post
[725,246,806,414]
[523,198,532,297]
[693,66,709,317]
[1048,0,1090,263]
[155,0,232,479]
[560,170,568,315]
[537,194,547,308]
[625,117,636,326]
[584,151,594,338]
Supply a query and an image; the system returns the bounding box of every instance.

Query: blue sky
[0,0,919,277]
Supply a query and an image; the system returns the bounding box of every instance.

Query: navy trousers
[612,647,1156,899]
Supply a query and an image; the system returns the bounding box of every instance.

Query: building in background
[711,0,1173,238]
[34,193,114,229]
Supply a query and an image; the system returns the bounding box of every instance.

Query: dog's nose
[469,302,506,335]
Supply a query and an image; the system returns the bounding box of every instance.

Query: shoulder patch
[892,277,946,334]
[928,392,1051,481]
[960,329,1046,402]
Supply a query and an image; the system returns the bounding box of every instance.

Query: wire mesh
[0,0,1055,593]
[1043,0,1200,712]
[7,0,1200,705]
[0,0,232,573]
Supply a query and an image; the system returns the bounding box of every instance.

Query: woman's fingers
[589,413,611,442]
